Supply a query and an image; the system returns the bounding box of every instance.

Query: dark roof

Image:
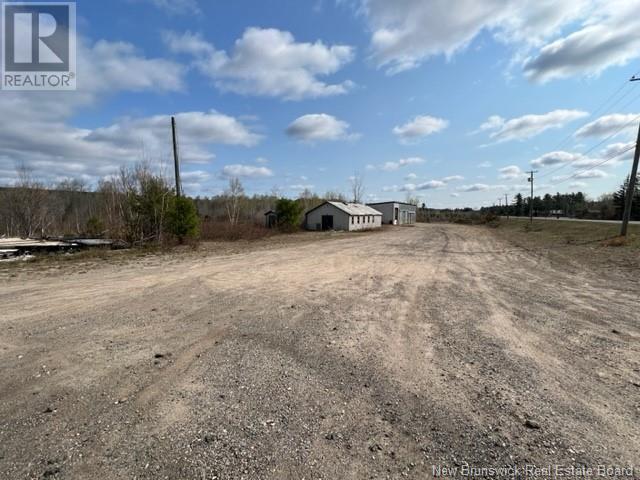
[264,210,276,215]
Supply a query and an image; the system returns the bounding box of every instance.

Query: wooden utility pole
[171,116,182,198]
[620,122,640,236]
[527,170,538,224]
[621,76,640,236]
[505,194,509,219]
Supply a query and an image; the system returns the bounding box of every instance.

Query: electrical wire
[537,112,640,180]
[551,143,636,186]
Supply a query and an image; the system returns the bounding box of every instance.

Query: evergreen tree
[613,175,640,220]
[514,193,524,216]
[275,198,304,230]
[166,196,200,242]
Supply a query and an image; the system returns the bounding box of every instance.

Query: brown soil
[1,224,638,479]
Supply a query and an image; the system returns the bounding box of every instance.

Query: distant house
[367,202,417,225]
[305,201,382,231]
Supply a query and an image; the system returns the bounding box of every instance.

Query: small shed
[264,210,278,228]
[366,202,417,225]
[305,201,382,231]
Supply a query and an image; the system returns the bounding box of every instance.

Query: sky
[2,0,640,208]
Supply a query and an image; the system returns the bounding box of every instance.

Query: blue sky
[2,0,640,208]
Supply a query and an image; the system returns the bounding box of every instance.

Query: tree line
[0,165,361,242]
[480,176,640,221]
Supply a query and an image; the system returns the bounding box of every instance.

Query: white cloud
[479,110,587,143]
[0,108,262,187]
[256,157,269,164]
[601,142,635,163]
[442,175,464,183]
[457,183,505,192]
[165,28,355,100]
[359,0,595,75]
[0,38,202,184]
[477,161,492,168]
[380,157,426,171]
[286,114,357,142]
[552,169,607,182]
[359,0,640,82]
[524,1,640,82]
[401,180,445,191]
[569,181,588,189]
[531,150,583,167]
[181,170,211,191]
[142,0,200,14]
[574,169,608,179]
[450,193,460,198]
[222,164,274,178]
[393,115,448,143]
[574,113,639,138]
[89,110,262,160]
[498,165,526,179]
[476,115,504,133]
[84,40,186,94]
[405,173,418,180]
[163,31,215,55]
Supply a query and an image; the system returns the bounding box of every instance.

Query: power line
[550,143,636,186]
[537,112,640,181]
[543,70,640,154]
[534,72,640,181]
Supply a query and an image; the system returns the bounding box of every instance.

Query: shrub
[166,196,200,242]
[601,236,628,247]
[200,220,273,241]
[275,198,304,231]
[85,216,104,237]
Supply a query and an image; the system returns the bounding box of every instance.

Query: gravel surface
[1,224,638,479]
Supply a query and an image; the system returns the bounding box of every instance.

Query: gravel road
[1,224,638,479]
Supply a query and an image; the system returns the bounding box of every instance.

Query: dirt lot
[1,223,638,479]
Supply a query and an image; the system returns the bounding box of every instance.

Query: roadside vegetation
[487,218,640,279]
[0,164,373,250]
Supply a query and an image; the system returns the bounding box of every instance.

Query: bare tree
[225,177,245,225]
[350,172,365,204]
[298,188,322,213]
[405,193,419,206]
[5,165,50,238]
[324,190,346,202]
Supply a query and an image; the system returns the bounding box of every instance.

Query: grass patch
[200,221,277,242]
[497,218,640,248]
[489,218,640,277]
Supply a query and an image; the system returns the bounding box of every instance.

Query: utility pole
[527,170,538,224]
[621,76,640,236]
[505,194,509,219]
[171,116,182,198]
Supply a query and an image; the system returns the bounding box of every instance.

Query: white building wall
[371,203,395,224]
[306,203,350,231]
[347,214,382,231]
[306,204,383,231]
[368,203,417,225]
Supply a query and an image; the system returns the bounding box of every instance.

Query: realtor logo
[2,2,76,90]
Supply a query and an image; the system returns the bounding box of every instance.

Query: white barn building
[305,201,383,231]
[366,202,417,225]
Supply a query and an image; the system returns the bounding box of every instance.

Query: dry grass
[489,218,640,278]
[200,221,278,242]
[497,218,640,247]
[600,236,629,247]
